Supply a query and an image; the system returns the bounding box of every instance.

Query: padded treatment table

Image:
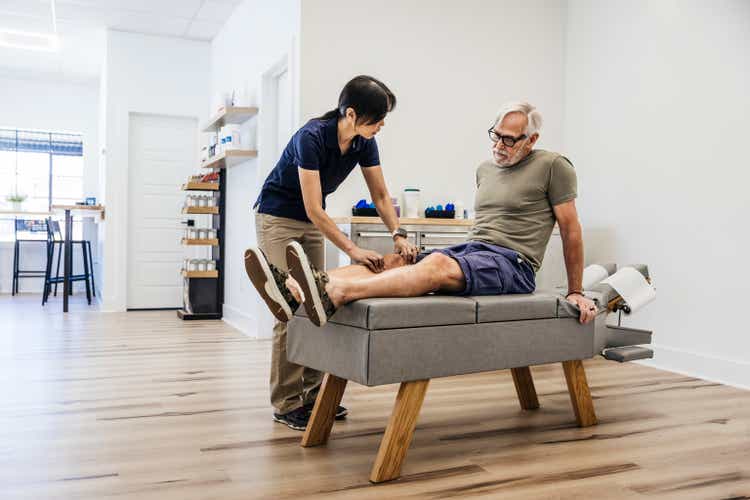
[287,263,653,483]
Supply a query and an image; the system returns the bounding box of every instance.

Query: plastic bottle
[455,201,464,219]
[403,188,421,218]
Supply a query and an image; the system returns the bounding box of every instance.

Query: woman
[245,75,418,431]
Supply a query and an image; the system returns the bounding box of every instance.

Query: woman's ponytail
[315,108,341,121]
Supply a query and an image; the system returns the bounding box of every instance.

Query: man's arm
[553,199,596,324]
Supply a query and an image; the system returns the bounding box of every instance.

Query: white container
[207,260,216,271]
[221,91,233,108]
[198,259,207,272]
[230,126,241,150]
[189,259,199,271]
[455,201,465,219]
[198,196,208,207]
[187,228,197,239]
[403,188,421,219]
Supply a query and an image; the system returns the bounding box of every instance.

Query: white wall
[0,75,99,294]
[100,30,210,311]
[209,0,301,336]
[299,0,567,216]
[564,0,750,387]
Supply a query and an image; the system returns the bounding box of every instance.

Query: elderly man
[246,101,597,334]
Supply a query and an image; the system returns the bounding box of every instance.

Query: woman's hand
[393,236,418,264]
[348,246,385,272]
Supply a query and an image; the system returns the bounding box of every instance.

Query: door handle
[421,233,469,239]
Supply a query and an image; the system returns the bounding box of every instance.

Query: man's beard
[493,148,524,167]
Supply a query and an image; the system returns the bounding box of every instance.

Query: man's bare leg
[285,254,408,302]
[325,253,465,307]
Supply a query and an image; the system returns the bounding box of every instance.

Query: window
[0,128,85,242]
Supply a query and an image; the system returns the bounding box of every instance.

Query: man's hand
[348,246,385,273]
[393,236,418,264]
[566,293,598,324]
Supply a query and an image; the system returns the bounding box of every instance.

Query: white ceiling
[0,0,243,83]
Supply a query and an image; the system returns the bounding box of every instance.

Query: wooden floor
[1,294,749,499]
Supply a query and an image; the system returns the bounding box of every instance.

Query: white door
[127,113,198,309]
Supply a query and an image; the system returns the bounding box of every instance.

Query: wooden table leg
[301,373,347,447]
[562,360,597,427]
[369,379,429,483]
[511,366,540,410]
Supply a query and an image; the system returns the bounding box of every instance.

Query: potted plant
[6,192,27,211]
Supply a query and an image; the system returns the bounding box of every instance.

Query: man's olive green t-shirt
[468,150,577,272]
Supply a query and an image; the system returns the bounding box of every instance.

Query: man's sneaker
[272,406,309,431]
[304,401,348,420]
[244,247,301,322]
[285,241,337,327]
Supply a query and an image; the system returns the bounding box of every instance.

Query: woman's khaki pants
[255,212,324,414]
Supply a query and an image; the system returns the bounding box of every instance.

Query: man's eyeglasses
[488,128,527,147]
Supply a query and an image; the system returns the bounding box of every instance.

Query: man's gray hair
[492,101,543,136]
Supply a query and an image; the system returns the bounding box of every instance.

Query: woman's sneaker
[272,406,309,431]
[244,247,301,322]
[303,401,348,420]
[285,241,337,327]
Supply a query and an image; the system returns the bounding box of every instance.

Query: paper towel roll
[582,264,610,289]
[601,267,656,313]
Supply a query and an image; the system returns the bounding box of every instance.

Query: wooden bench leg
[511,366,540,410]
[301,373,347,447]
[369,379,429,483]
[562,360,597,427]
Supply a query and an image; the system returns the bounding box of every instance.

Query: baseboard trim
[637,344,750,390]
[222,303,258,338]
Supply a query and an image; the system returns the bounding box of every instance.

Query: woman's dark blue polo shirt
[254,118,380,222]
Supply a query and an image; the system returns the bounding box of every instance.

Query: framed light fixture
[0,0,59,52]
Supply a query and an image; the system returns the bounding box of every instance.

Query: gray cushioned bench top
[296,292,573,329]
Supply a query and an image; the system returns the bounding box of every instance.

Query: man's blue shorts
[416,241,536,296]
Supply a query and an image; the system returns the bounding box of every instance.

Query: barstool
[42,219,96,305]
[11,219,48,295]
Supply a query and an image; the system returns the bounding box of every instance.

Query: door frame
[257,40,299,187]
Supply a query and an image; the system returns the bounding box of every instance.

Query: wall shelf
[202,106,259,132]
[182,270,219,278]
[182,238,220,246]
[182,206,219,215]
[182,182,219,191]
[202,149,257,169]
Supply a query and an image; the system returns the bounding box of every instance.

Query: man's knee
[383,253,407,270]
[421,252,464,286]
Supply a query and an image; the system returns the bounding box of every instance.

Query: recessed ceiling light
[0,0,59,52]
